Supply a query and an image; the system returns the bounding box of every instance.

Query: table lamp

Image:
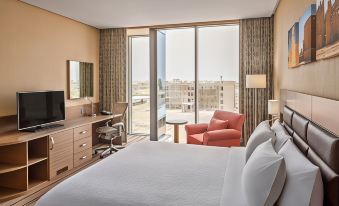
[268,100,279,122]
[246,74,267,127]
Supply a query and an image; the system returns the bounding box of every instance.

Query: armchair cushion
[203,129,241,144]
[207,118,229,131]
[185,123,208,135]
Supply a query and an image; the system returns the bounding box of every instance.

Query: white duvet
[37,142,246,206]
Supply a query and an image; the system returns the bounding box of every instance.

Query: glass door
[164,28,196,143]
[129,36,150,134]
[150,30,167,141]
[197,25,240,123]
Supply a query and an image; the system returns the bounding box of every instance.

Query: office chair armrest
[105,120,112,127]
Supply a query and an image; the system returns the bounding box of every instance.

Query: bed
[37,142,246,206]
[37,106,339,206]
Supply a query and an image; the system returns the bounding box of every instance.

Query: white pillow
[245,120,277,161]
[242,139,286,206]
[271,120,291,152]
[277,140,323,206]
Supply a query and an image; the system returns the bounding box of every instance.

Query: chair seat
[96,126,118,134]
[187,133,204,145]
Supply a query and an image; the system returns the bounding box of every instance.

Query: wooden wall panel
[281,89,339,136]
[312,96,339,136]
[294,92,312,119]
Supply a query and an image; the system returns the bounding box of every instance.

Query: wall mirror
[68,60,94,99]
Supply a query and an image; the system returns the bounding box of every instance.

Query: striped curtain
[239,17,274,145]
[99,28,127,112]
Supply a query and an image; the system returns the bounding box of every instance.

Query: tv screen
[17,91,65,130]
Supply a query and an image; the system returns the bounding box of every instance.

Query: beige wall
[274,0,339,101]
[0,0,100,116]
[127,28,150,36]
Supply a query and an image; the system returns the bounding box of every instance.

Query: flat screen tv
[17,91,65,131]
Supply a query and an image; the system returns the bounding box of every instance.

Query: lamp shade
[246,75,266,89]
[268,100,279,115]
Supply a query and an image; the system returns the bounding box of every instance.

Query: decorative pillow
[271,120,292,152]
[245,120,276,162]
[207,118,228,131]
[242,139,286,206]
[277,140,323,206]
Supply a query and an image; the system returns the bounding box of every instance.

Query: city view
[130,25,239,143]
[131,79,239,142]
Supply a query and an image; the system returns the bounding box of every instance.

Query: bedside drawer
[74,136,92,154]
[74,148,92,168]
[74,124,91,141]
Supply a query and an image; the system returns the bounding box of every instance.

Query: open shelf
[28,160,48,189]
[0,167,27,201]
[0,187,25,199]
[0,163,26,174]
[28,137,48,167]
[28,178,47,189]
[28,156,48,166]
[0,143,27,175]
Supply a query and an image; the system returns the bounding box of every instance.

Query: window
[129,36,150,134]
[198,25,239,122]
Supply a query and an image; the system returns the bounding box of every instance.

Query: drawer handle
[79,130,87,134]
[80,143,87,147]
[80,156,87,160]
[49,136,55,150]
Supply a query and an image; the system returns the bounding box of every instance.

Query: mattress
[37,142,246,206]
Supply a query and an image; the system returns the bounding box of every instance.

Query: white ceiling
[21,0,279,29]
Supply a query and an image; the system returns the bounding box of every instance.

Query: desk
[0,114,121,203]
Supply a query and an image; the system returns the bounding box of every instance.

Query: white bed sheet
[37,142,246,206]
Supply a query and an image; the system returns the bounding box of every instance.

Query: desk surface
[0,114,121,146]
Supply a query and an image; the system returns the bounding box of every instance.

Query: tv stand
[23,123,64,132]
[0,114,121,204]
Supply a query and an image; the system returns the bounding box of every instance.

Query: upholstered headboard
[283,106,339,206]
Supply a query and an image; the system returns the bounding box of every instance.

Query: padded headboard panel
[283,106,339,206]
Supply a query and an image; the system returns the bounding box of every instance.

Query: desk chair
[95,102,128,158]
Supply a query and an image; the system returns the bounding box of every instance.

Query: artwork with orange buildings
[288,5,317,68]
[288,23,300,68]
[299,5,317,65]
[316,0,339,60]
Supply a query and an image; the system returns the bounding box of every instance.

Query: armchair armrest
[185,123,208,135]
[203,129,241,144]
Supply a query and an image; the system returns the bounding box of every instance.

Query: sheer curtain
[239,18,274,145]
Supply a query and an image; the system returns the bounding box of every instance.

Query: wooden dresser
[0,115,120,205]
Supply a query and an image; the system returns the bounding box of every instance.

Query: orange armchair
[185,110,245,147]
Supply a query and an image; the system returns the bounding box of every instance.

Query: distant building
[165,79,238,113]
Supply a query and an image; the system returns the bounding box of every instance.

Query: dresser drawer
[74,124,92,141]
[74,136,92,154]
[74,148,92,168]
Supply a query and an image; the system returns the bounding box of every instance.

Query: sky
[131,25,239,83]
